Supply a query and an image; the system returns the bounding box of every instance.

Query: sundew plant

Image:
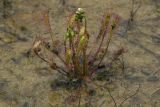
[32,8,120,86]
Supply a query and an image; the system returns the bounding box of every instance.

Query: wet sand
[0,0,160,107]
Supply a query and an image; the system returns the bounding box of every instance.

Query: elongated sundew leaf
[69,14,76,27]
[96,14,120,69]
[66,49,72,64]
[42,10,54,43]
[88,13,112,66]
[77,35,87,53]
[97,13,111,39]
[88,13,111,59]
[32,37,50,64]
[82,48,88,76]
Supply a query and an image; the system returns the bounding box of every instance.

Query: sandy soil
[0,0,160,107]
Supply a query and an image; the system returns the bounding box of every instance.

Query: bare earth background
[0,0,160,107]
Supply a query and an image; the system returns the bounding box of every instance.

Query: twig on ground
[118,83,140,107]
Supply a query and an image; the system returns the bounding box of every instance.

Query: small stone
[2,37,15,43]
[141,69,151,76]
[126,76,144,83]
[0,79,8,89]
[147,76,159,82]
[152,36,160,44]
[22,102,29,107]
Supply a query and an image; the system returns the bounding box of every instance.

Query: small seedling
[32,8,121,87]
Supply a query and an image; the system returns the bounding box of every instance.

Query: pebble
[147,76,159,82]
[141,68,152,76]
[21,102,29,107]
[152,36,160,44]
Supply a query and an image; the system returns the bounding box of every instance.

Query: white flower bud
[76,8,84,14]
